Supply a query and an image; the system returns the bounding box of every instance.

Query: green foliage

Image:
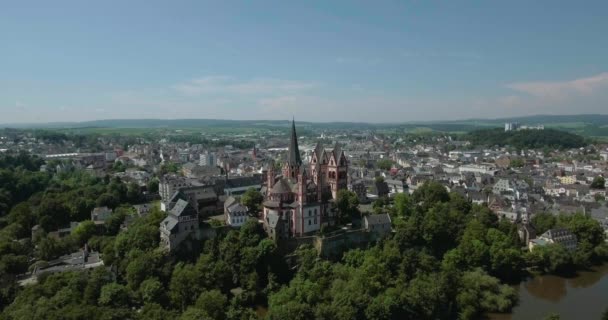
[147,178,160,193]
[160,161,181,175]
[532,212,557,235]
[72,220,97,245]
[195,289,228,319]
[591,176,606,189]
[465,128,586,149]
[240,188,263,214]
[376,159,393,171]
[98,283,129,307]
[510,158,524,168]
[412,181,450,209]
[456,269,518,319]
[333,190,360,225]
[527,244,574,274]
[138,278,165,305]
[393,193,413,217]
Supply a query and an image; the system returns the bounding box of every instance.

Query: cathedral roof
[333,142,343,159]
[270,178,293,194]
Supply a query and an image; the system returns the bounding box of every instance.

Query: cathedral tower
[282,119,302,180]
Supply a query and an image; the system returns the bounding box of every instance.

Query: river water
[488,264,608,320]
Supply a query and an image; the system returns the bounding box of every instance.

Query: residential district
[1,121,607,283]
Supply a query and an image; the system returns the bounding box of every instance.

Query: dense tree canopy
[465,128,586,149]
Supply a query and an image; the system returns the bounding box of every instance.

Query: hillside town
[2,121,608,318]
[1,122,607,261]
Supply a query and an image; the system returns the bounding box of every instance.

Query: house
[385,178,408,195]
[364,213,392,238]
[91,207,113,222]
[182,163,222,179]
[529,228,577,252]
[159,192,200,252]
[518,223,537,245]
[224,197,249,227]
[48,222,81,240]
[133,203,153,217]
[223,175,263,196]
[349,180,368,203]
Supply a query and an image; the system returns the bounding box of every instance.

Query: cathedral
[262,120,348,239]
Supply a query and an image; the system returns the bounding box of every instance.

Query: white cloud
[506,72,608,100]
[172,76,317,96]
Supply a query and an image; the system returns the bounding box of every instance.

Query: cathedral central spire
[287,118,302,166]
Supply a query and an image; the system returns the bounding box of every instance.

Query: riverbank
[488,263,608,319]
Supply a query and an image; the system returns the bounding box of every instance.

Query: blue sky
[2,0,608,123]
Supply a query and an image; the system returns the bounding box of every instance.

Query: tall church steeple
[283,118,302,179]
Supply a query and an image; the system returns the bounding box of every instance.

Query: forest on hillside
[464,128,587,149]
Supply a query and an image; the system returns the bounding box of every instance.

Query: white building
[224,197,249,227]
[459,164,497,176]
[199,152,217,166]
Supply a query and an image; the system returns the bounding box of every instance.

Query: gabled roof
[170,199,197,217]
[333,142,343,160]
[224,196,237,209]
[161,215,179,232]
[365,213,392,226]
[270,178,293,194]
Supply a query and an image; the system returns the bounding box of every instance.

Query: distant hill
[464,128,587,149]
[449,114,608,126]
[2,114,608,137]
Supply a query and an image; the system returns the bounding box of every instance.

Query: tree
[84,267,112,305]
[393,193,412,217]
[179,307,213,320]
[376,159,393,171]
[96,193,119,209]
[127,251,160,290]
[72,220,97,245]
[240,188,263,214]
[531,212,557,235]
[195,290,228,320]
[127,182,142,203]
[334,190,360,225]
[139,278,164,304]
[510,158,524,168]
[170,263,199,311]
[147,178,160,193]
[98,283,129,307]
[456,269,517,319]
[591,176,605,189]
[412,181,450,207]
[160,162,180,175]
[138,303,178,320]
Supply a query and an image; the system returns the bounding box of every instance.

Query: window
[314,208,317,214]
[308,220,311,225]
[314,218,317,224]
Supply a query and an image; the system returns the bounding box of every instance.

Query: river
[488,264,608,320]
